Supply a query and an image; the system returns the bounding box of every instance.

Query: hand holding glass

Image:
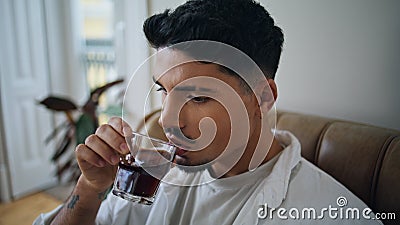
[112,132,176,205]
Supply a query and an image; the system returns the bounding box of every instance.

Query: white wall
[147,0,400,130]
[0,83,11,202]
[148,0,185,14]
[263,0,400,130]
[113,0,152,128]
[44,0,87,103]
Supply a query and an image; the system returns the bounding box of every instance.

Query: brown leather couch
[139,109,400,224]
[276,111,399,224]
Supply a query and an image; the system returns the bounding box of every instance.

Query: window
[80,0,121,124]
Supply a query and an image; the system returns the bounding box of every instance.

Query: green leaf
[99,105,122,117]
[75,114,96,145]
[51,130,72,161]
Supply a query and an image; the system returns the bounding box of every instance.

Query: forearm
[50,176,110,225]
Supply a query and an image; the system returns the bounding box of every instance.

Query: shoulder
[274,158,383,224]
[286,158,365,206]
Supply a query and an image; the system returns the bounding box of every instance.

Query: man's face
[154,49,260,172]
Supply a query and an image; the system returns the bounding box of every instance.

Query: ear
[255,79,278,114]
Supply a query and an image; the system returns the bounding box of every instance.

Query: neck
[211,135,283,178]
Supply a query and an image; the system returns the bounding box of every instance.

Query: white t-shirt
[34,130,382,225]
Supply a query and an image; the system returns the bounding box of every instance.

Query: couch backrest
[277,111,400,224]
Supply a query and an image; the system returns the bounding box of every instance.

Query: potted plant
[38,79,124,182]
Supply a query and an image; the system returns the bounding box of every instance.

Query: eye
[190,96,210,103]
[155,86,167,94]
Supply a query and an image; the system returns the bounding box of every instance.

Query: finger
[95,124,129,155]
[122,121,133,138]
[108,117,133,138]
[84,134,120,165]
[75,144,106,168]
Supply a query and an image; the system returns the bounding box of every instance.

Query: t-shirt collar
[203,130,301,208]
[257,130,301,208]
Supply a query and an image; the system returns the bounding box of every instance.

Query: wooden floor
[0,192,62,225]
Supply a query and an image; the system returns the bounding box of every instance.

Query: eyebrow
[152,76,216,93]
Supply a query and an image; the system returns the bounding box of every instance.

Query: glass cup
[112,132,176,205]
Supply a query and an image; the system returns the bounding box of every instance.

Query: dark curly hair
[143,0,284,80]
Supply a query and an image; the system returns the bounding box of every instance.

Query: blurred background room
[0,0,399,224]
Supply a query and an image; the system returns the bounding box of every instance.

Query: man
[35,0,381,224]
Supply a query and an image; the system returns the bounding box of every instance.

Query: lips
[166,132,191,147]
[165,128,195,143]
[175,147,188,157]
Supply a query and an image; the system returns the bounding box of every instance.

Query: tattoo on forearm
[67,195,80,209]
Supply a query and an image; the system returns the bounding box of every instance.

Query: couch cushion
[374,136,400,224]
[277,112,334,163]
[316,122,398,206]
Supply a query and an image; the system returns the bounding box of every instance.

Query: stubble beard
[175,156,212,173]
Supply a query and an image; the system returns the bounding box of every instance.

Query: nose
[158,94,185,131]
